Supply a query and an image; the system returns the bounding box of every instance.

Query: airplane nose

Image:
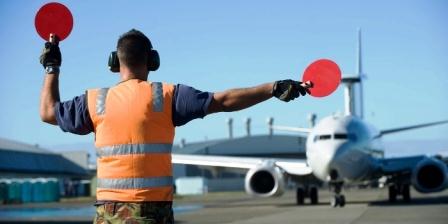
[324,142,348,163]
[329,144,370,181]
[332,144,349,161]
[308,142,347,180]
[325,145,348,176]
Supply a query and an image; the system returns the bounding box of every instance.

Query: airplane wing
[172,154,312,176]
[272,125,312,134]
[379,120,448,136]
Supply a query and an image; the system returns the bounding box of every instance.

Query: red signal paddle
[302,59,341,97]
[35,2,73,41]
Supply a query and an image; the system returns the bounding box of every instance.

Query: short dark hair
[116,29,152,68]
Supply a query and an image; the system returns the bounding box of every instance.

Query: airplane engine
[411,157,448,193]
[244,162,285,197]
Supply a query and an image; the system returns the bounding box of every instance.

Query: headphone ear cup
[148,50,160,71]
[108,51,120,73]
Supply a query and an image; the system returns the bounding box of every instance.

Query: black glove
[272,79,311,102]
[39,41,61,68]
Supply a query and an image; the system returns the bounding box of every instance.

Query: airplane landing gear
[388,183,411,202]
[331,194,345,207]
[310,186,318,204]
[330,181,345,207]
[296,187,305,205]
[296,186,319,205]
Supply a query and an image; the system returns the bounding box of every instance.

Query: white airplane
[172,30,448,207]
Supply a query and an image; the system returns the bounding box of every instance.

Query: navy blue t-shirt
[54,84,213,135]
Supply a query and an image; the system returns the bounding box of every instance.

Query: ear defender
[148,50,160,71]
[108,50,160,73]
[108,51,120,73]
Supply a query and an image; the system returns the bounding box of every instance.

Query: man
[39,29,312,224]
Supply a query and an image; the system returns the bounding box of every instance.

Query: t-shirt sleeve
[54,93,94,135]
[172,84,213,127]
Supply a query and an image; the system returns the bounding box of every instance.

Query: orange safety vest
[87,79,175,202]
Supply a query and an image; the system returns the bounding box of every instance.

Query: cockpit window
[334,133,357,141]
[314,134,332,142]
[319,135,332,140]
[334,133,348,139]
[313,133,358,142]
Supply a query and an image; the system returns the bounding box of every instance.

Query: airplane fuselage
[306,115,384,183]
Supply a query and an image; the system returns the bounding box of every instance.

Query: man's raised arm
[40,73,60,124]
[39,34,61,125]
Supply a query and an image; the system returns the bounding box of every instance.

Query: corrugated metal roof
[0,137,52,153]
[0,138,88,176]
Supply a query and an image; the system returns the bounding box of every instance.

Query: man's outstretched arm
[207,83,274,114]
[207,80,312,114]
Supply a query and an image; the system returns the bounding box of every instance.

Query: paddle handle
[49,33,59,44]
[301,80,314,89]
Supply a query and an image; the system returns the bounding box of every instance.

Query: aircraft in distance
[172,30,448,207]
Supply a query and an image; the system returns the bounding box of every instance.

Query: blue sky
[0,0,447,148]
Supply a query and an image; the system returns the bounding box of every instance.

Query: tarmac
[175,188,448,224]
[1,188,447,224]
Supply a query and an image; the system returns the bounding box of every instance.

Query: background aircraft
[172,30,448,207]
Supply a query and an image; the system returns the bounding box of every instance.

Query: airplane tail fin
[342,29,365,118]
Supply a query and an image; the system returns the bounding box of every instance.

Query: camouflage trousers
[94,201,174,224]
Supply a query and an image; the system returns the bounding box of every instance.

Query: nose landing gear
[329,169,345,207]
[329,181,345,207]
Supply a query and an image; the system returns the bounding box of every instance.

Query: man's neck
[120,74,147,82]
[119,66,148,82]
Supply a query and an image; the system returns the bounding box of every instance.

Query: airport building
[0,137,91,204]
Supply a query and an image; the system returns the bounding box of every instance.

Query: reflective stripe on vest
[152,82,164,112]
[96,88,109,115]
[97,176,173,189]
[97,143,172,158]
